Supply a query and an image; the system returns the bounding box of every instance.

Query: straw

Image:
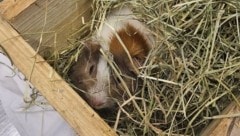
[51,0,240,135]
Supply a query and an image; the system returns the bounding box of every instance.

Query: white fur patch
[88,56,109,98]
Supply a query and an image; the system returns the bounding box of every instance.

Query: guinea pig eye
[89,65,95,75]
[115,77,121,84]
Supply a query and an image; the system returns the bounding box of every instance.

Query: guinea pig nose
[90,99,105,108]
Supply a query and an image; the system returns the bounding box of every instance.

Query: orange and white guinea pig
[69,7,154,109]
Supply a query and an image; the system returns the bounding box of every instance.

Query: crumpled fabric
[0,52,76,136]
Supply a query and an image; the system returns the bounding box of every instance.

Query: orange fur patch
[110,24,150,60]
[109,24,151,73]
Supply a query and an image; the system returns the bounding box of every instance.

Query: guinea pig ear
[83,40,101,53]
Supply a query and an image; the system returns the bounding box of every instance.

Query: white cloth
[0,52,76,136]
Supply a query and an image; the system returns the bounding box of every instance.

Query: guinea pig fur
[69,7,153,109]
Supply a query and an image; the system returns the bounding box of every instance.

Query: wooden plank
[201,101,240,136]
[9,0,92,57]
[0,0,36,20]
[0,15,116,136]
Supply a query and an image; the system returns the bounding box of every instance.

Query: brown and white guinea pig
[69,7,154,109]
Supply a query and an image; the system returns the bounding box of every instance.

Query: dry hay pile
[51,0,240,135]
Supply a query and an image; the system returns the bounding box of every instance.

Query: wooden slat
[0,15,116,136]
[0,0,36,20]
[9,0,92,57]
[201,101,240,136]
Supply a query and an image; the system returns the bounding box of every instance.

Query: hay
[51,0,240,135]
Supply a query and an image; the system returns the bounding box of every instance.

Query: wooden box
[0,0,239,136]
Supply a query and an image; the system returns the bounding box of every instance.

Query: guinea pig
[69,7,153,109]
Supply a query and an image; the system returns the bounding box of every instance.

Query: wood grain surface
[0,0,36,20]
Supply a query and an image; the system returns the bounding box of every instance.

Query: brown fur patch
[109,24,151,98]
[69,42,100,94]
[110,24,151,74]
